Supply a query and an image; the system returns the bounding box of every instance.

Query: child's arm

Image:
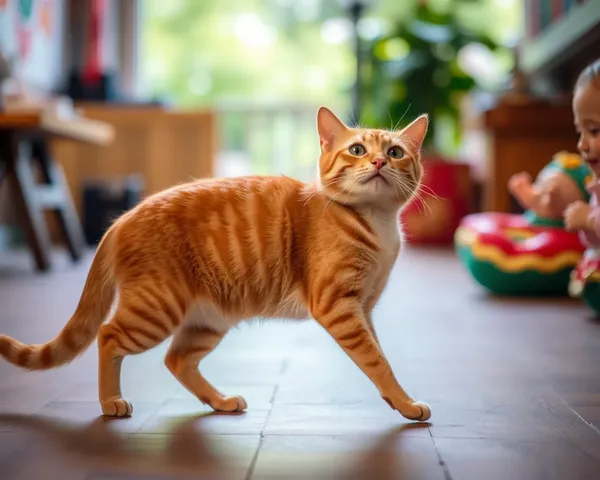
[587,203,600,236]
[508,172,539,210]
[536,178,564,217]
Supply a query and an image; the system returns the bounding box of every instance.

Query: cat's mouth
[362,171,389,185]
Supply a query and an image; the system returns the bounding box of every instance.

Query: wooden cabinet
[482,101,578,213]
[50,104,217,215]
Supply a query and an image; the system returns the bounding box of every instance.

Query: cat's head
[316,107,428,209]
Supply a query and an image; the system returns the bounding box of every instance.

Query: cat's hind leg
[164,325,247,412]
[97,286,185,417]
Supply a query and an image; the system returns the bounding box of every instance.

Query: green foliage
[140,0,355,107]
[361,1,506,155]
[140,0,520,170]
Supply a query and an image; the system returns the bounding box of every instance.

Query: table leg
[2,134,52,271]
[32,140,85,262]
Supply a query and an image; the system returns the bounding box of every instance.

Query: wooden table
[0,110,113,271]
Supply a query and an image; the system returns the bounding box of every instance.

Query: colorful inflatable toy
[456,212,586,294]
[569,254,600,314]
[456,152,592,295]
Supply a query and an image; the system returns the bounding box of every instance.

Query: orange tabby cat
[0,107,431,421]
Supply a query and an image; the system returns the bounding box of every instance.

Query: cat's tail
[0,231,116,370]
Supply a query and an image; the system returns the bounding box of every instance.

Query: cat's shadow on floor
[0,412,430,479]
[0,411,231,478]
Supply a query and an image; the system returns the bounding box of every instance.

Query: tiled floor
[1,246,600,479]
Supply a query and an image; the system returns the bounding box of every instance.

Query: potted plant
[361,1,502,244]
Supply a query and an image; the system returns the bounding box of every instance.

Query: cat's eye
[387,146,404,159]
[349,144,366,156]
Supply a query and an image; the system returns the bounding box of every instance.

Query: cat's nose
[371,157,386,170]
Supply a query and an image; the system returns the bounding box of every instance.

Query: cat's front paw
[382,396,431,422]
[101,397,134,417]
[213,395,247,413]
[404,401,431,422]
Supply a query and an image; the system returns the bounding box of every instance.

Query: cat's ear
[317,107,347,152]
[399,114,429,155]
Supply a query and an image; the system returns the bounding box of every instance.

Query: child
[564,59,600,305]
[508,152,590,228]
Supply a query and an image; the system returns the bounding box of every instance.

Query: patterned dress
[569,180,600,297]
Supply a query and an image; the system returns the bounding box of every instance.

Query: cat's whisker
[325,177,359,210]
[402,177,424,191]
[306,168,377,209]
[388,175,432,216]
[404,178,440,202]
[393,103,412,132]
[394,178,413,201]
[417,185,441,202]
[396,177,422,202]
[302,177,347,206]
[407,186,433,217]
[343,177,362,205]
[388,112,394,132]
[387,175,410,203]
[323,189,345,211]
[387,176,402,202]
[412,181,436,195]
[323,176,347,186]
[302,190,322,206]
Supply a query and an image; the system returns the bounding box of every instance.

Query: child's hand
[508,172,537,210]
[564,201,592,231]
[508,172,532,196]
[539,178,559,204]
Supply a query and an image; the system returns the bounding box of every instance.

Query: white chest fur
[362,208,401,259]
[359,208,401,303]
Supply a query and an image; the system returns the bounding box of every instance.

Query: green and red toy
[456,152,591,295]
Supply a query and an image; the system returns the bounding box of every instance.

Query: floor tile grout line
[278,358,290,376]
[244,434,264,480]
[554,392,600,437]
[429,429,453,480]
[268,384,280,405]
[131,397,172,434]
[28,379,79,416]
[245,383,281,479]
[263,384,280,436]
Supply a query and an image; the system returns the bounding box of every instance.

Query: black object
[66,70,120,102]
[64,70,168,106]
[82,175,144,245]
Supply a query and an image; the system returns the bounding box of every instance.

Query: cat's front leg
[312,301,430,422]
[364,311,380,348]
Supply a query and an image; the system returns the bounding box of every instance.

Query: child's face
[574,81,600,176]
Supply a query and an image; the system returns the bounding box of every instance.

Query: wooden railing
[214,101,324,182]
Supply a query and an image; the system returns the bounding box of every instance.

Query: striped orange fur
[0,107,432,421]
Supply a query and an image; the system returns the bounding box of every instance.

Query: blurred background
[137,0,519,179]
[1,0,599,266]
[3,4,600,479]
